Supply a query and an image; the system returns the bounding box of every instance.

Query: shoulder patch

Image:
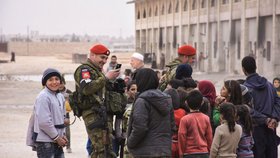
[82,68,91,79]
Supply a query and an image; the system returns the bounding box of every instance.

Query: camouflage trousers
[82,109,116,158]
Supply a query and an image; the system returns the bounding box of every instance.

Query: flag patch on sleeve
[82,69,90,79]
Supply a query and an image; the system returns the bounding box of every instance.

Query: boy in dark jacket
[242,56,280,158]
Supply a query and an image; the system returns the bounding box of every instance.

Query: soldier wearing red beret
[73,44,119,158]
[159,45,196,91]
[178,45,196,58]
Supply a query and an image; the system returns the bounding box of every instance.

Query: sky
[0,0,135,37]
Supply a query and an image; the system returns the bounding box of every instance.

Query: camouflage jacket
[159,58,182,91]
[74,58,106,110]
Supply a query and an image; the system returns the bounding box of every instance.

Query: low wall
[8,42,93,56]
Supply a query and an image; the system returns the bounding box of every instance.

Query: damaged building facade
[132,0,280,77]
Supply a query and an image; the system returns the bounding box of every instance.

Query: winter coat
[127,89,175,157]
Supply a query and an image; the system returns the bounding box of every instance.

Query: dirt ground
[0,55,92,158]
[0,55,118,158]
[0,106,89,158]
[0,55,279,157]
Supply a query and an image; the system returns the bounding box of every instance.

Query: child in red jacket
[178,90,213,158]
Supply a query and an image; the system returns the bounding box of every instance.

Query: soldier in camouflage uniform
[159,45,197,91]
[74,44,120,158]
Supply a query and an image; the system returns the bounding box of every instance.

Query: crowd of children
[121,56,279,158]
[26,52,280,158]
[90,55,279,158]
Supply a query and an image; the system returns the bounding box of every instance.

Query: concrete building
[130,0,280,77]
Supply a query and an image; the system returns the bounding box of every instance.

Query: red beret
[178,45,196,56]
[90,44,110,56]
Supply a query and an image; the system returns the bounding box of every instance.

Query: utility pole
[27,26,29,56]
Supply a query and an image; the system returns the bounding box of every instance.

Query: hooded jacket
[244,73,280,125]
[127,89,175,157]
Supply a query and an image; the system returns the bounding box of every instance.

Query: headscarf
[175,64,193,79]
[135,68,159,93]
[198,80,216,107]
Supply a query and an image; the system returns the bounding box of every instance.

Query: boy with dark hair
[241,56,280,158]
[178,90,212,158]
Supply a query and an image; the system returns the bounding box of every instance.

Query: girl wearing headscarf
[198,80,217,131]
[198,80,217,108]
[127,68,175,157]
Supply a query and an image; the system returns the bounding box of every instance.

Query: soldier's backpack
[69,86,104,118]
[68,91,83,118]
[105,78,127,115]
